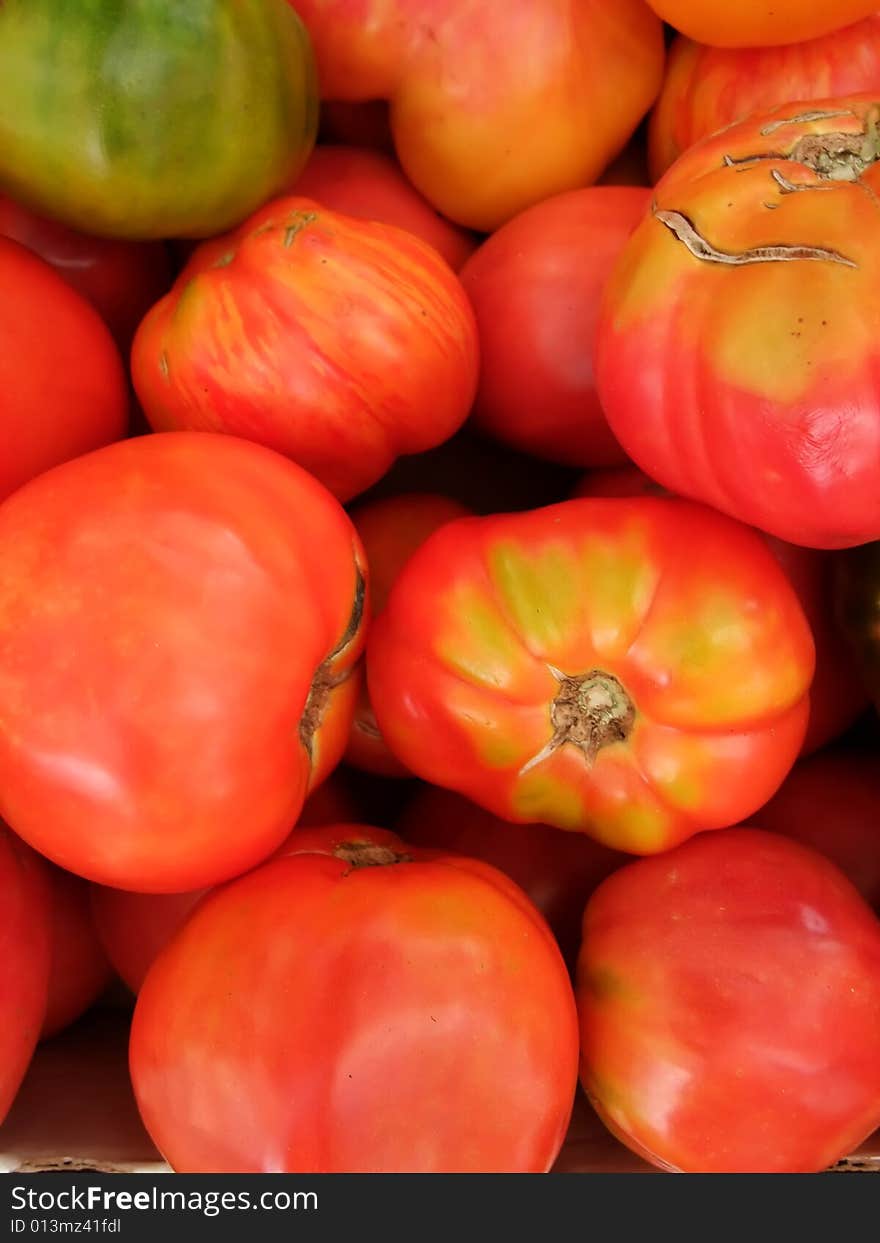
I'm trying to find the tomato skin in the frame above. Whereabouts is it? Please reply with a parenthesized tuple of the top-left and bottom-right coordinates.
(644, 0, 879, 48)
(291, 146, 476, 270)
(834, 541, 880, 710)
(460, 187, 650, 467)
(398, 785, 626, 968)
(0, 829, 51, 1123)
(649, 18, 880, 180)
(292, 0, 664, 232)
(596, 97, 880, 550)
(367, 497, 815, 855)
(39, 863, 114, 1040)
(132, 197, 478, 503)
(0, 433, 367, 893)
(578, 828, 880, 1172)
(129, 824, 579, 1173)
(348, 493, 472, 777)
(0, 237, 128, 504)
(754, 748, 880, 910)
(575, 468, 867, 755)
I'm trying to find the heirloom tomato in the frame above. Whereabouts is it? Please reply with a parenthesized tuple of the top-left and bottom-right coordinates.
(291, 146, 476, 270)
(596, 96, 880, 549)
(0, 237, 127, 504)
(643, 0, 879, 48)
(835, 540, 880, 710)
(398, 785, 625, 968)
(130, 824, 579, 1173)
(460, 187, 650, 467)
(0, 829, 51, 1123)
(578, 828, 880, 1172)
(39, 863, 113, 1040)
(292, 0, 664, 231)
(367, 497, 814, 855)
(0, 433, 367, 893)
(0, 0, 317, 240)
(649, 17, 880, 179)
(754, 748, 880, 910)
(348, 493, 472, 777)
(575, 468, 867, 754)
(132, 198, 478, 502)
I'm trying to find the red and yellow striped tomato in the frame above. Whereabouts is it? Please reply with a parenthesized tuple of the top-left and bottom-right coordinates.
(596, 96, 880, 550)
(367, 497, 815, 855)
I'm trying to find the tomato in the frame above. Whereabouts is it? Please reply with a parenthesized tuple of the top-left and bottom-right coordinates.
(132, 197, 478, 503)
(0, 237, 128, 504)
(0, 196, 172, 354)
(575, 467, 867, 755)
(89, 776, 358, 995)
(398, 785, 626, 969)
(461, 187, 650, 467)
(348, 494, 472, 777)
(578, 828, 880, 1172)
(129, 823, 579, 1172)
(291, 146, 476, 270)
(0, 1, 317, 240)
(0, 829, 51, 1123)
(649, 18, 880, 179)
(753, 748, 880, 910)
(292, 0, 664, 232)
(0, 433, 367, 893)
(596, 97, 880, 549)
(644, 0, 879, 48)
(834, 541, 880, 710)
(39, 862, 114, 1040)
(367, 497, 814, 855)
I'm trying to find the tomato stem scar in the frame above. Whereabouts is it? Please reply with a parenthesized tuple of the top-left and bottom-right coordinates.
(520, 667, 635, 776)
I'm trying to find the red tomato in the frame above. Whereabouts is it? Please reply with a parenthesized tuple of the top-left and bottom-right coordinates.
(348, 493, 472, 777)
(129, 823, 579, 1172)
(39, 862, 114, 1040)
(575, 467, 867, 755)
(0, 237, 128, 504)
(367, 497, 815, 855)
(397, 785, 626, 968)
(291, 146, 476, 270)
(0, 433, 367, 893)
(644, 0, 878, 47)
(595, 97, 880, 549)
(293, 0, 664, 231)
(0, 829, 51, 1123)
(89, 775, 359, 994)
(132, 197, 479, 502)
(578, 828, 880, 1172)
(0, 195, 172, 353)
(461, 187, 650, 467)
(753, 748, 880, 909)
(649, 17, 880, 180)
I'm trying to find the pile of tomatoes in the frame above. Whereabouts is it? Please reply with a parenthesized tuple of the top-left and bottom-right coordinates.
(2, 0, 880, 1177)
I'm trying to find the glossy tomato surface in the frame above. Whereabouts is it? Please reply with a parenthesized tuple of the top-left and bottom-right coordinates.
(130, 824, 579, 1172)
(132, 197, 479, 502)
(0, 433, 367, 893)
(398, 785, 626, 968)
(644, 0, 879, 48)
(754, 748, 880, 910)
(348, 493, 472, 776)
(293, 0, 664, 231)
(291, 145, 476, 269)
(0, 237, 128, 504)
(0, 829, 51, 1123)
(461, 187, 650, 467)
(649, 17, 880, 179)
(367, 497, 814, 854)
(39, 863, 113, 1040)
(575, 467, 867, 754)
(596, 97, 880, 549)
(578, 828, 880, 1172)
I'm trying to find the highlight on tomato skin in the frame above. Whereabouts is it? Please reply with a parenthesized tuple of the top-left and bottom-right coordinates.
(577, 828, 880, 1173)
(129, 823, 580, 1173)
(366, 495, 816, 856)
